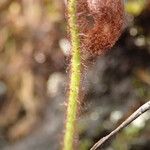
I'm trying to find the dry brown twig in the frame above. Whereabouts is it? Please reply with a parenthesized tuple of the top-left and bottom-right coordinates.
(90, 101, 150, 150)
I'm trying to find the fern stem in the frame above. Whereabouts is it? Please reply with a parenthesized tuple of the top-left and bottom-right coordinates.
(63, 0, 81, 150)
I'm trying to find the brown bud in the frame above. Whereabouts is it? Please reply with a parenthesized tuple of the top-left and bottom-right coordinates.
(77, 0, 125, 57)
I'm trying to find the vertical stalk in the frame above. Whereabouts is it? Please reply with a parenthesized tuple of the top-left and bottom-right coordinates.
(63, 0, 81, 150)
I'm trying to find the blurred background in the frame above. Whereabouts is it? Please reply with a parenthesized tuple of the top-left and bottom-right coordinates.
(0, 0, 149, 150)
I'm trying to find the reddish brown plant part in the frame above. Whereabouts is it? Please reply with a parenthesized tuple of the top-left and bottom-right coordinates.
(77, 0, 125, 57)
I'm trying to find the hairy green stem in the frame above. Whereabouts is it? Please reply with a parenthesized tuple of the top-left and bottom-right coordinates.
(63, 0, 81, 150)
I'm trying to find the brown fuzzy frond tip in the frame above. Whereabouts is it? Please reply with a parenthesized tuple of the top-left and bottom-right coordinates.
(76, 0, 125, 57)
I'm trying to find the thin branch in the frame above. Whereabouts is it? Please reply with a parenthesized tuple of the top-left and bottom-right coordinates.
(90, 101, 150, 150)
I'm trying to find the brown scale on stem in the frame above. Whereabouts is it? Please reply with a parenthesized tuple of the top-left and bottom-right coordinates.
(76, 0, 125, 57)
